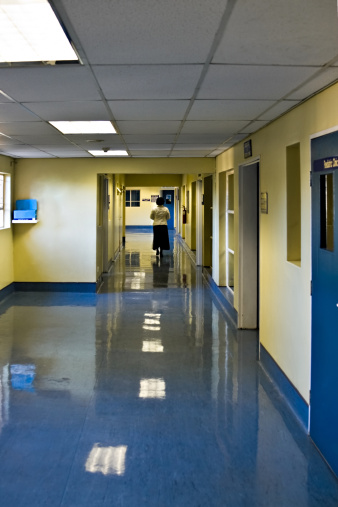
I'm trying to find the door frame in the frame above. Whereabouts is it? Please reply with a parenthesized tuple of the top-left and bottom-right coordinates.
(238, 158, 260, 329)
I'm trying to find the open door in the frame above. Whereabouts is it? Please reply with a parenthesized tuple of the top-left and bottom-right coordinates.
(311, 130, 338, 476)
(238, 161, 259, 329)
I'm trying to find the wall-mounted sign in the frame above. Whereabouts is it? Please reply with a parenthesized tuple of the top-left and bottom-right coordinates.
(142, 199, 150, 201)
(244, 139, 252, 158)
(261, 192, 268, 214)
(314, 157, 338, 172)
(151, 195, 159, 202)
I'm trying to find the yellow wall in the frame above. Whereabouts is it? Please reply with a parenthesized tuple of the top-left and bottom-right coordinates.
(0, 155, 14, 291)
(215, 82, 338, 403)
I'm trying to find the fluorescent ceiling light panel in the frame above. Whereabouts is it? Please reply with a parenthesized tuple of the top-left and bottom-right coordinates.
(49, 121, 116, 134)
(89, 150, 128, 157)
(0, 0, 78, 63)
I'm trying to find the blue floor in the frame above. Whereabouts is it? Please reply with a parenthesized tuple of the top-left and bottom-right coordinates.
(0, 231, 337, 506)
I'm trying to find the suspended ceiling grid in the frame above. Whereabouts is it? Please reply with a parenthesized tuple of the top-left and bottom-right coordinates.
(0, 0, 337, 159)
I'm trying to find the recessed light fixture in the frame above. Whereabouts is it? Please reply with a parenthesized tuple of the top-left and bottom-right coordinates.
(0, 0, 78, 63)
(88, 150, 128, 157)
(49, 121, 116, 134)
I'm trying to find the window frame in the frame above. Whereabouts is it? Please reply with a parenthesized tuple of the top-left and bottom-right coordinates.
(0, 172, 11, 230)
(125, 189, 140, 207)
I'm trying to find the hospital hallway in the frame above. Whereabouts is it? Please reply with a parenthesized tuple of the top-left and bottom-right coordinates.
(0, 229, 337, 507)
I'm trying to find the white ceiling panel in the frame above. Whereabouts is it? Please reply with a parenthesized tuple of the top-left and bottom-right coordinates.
(213, 0, 338, 66)
(170, 151, 211, 157)
(176, 134, 231, 144)
(1, 146, 53, 157)
(287, 69, 338, 100)
(129, 145, 173, 150)
(0, 66, 101, 102)
(174, 144, 222, 150)
(187, 100, 276, 121)
(22, 101, 110, 121)
(0, 91, 14, 103)
(8, 134, 70, 145)
(0, 135, 22, 145)
(259, 101, 300, 121)
(130, 151, 171, 157)
(93, 65, 202, 100)
(0, 121, 57, 136)
(124, 135, 176, 144)
(0, 103, 39, 122)
(63, 134, 124, 146)
(240, 121, 270, 134)
(117, 121, 181, 135)
(198, 65, 318, 100)
(62, 0, 229, 64)
(38, 148, 91, 157)
(180, 120, 248, 135)
(108, 100, 190, 121)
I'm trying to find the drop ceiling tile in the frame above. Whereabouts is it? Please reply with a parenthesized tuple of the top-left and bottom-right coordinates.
(259, 100, 300, 121)
(10, 135, 69, 145)
(130, 151, 171, 157)
(207, 149, 226, 157)
(287, 68, 338, 100)
(0, 135, 22, 145)
(0, 91, 14, 103)
(40, 148, 90, 157)
(213, 0, 338, 66)
(0, 103, 39, 122)
(198, 65, 317, 100)
(117, 121, 180, 135)
(124, 134, 176, 144)
(176, 133, 227, 144)
(22, 101, 110, 121)
(128, 144, 173, 150)
(63, 0, 227, 64)
(187, 100, 276, 121)
(180, 120, 248, 135)
(0, 66, 101, 102)
(174, 144, 221, 150)
(64, 134, 124, 147)
(108, 100, 190, 121)
(93, 65, 202, 99)
(0, 122, 57, 136)
(240, 120, 270, 134)
(1, 146, 54, 158)
(170, 151, 210, 157)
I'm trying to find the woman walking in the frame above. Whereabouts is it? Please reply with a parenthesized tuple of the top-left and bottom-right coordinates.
(150, 197, 170, 257)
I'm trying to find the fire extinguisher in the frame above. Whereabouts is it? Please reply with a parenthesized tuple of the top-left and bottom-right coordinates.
(182, 206, 187, 224)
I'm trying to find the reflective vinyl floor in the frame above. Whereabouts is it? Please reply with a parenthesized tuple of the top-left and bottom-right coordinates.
(0, 231, 338, 507)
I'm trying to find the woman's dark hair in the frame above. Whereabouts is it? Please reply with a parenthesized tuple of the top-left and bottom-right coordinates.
(156, 197, 164, 205)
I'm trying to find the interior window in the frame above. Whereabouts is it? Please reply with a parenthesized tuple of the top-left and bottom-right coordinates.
(320, 173, 334, 251)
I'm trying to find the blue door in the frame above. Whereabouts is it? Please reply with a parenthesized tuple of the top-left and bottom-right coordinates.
(161, 190, 175, 230)
(311, 131, 338, 476)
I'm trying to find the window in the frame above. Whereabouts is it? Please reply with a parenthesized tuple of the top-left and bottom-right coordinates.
(0, 173, 11, 229)
(320, 173, 334, 251)
(125, 190, 140, 207)
(286, 143, 301, 264)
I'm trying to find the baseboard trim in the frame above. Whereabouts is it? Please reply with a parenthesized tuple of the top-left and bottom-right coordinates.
(0, 283, 15, 303)
(260, 344, 309, 431)
(13, 282, 96, 293)
(202, 268, 238, 328)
